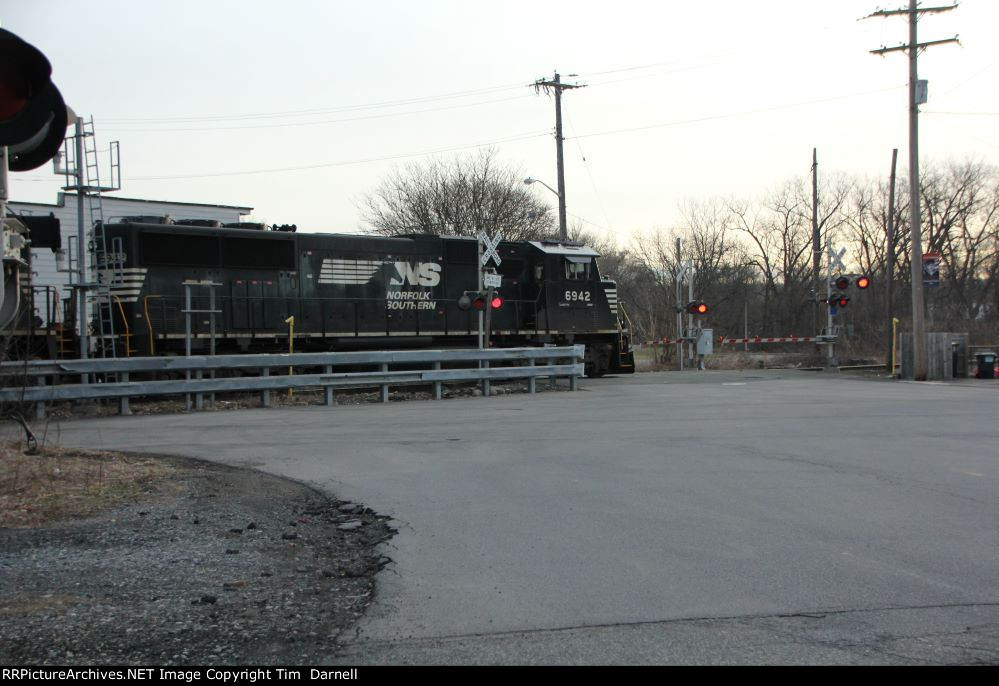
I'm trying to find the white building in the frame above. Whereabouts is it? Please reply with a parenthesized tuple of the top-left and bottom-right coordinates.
(9, 192, 252, 325)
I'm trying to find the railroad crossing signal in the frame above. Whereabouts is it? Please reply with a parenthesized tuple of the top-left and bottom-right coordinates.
(685, 301, 709, 315)
(458, 290, 503, 311)
(826, 275, 871, 315)
(828, 293, 850, 309)
(478, 231, 503, 267)
(0, 28, 68, 171)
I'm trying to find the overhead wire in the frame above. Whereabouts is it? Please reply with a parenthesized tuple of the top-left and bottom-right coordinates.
(100, 81, 530, 124)
(566, 85, 906, 141)
(104, 94, 535, 133)
(127, 131, 551, 181)
(564, 109, 615, 237)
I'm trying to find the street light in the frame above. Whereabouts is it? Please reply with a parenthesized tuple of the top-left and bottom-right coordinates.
(523, 177, 566, 241)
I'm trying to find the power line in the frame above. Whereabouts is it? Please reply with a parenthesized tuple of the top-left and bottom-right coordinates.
(104, 94, 534, 133)
(566, 85, 905, 141)
(100, 82, 529, 124)
(564, 110, 614, 233)
(922, 111, 999, 116)
(126, 131, 550, 181)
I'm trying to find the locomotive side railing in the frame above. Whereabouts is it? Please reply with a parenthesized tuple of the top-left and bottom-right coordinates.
(0, 345, 585, 419)
(136, 291, 557, 353)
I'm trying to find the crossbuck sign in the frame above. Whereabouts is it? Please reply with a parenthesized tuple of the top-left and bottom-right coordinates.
(479, 231, 503, 267)
(827, 245, 847, 273)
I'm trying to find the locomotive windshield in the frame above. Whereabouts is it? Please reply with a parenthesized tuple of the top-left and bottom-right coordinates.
(564, 256, 591, 280)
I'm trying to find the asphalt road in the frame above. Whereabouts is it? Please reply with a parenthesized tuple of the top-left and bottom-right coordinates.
(34, 370, 999, 664)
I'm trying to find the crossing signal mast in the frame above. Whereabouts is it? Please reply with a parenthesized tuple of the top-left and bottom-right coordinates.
(821, 238, 875, 366)
(673, 239, 713, 371)
(1, 28, 70, 330)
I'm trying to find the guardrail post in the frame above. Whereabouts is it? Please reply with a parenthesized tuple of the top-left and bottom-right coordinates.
(482, 360, 491, 397)
(35, 375, 46, 421)
(261, 368, 271, 408)
(569, 363, 578, 392)
(433, 361, 442, 400)
(324, 365, 334, 406)
(118, 372, 131, 415)
(528, 359, 536, 395)
(549, 356, 557, 390)
(380, 363, 389, 403)
(195, 370, 204, 411)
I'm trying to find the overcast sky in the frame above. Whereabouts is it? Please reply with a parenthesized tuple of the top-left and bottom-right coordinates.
(4, 0, 997, 244)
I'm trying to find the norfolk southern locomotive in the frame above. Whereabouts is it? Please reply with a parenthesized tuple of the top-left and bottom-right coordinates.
(96, 220, 635, 376)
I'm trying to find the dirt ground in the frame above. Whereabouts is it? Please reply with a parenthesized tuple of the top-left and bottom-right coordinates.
(0, 442, 395, 665)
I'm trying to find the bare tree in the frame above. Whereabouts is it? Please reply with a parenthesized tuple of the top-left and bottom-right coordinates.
(357, 148, 557, 240)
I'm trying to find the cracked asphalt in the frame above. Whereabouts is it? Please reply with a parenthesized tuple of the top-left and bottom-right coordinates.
(35, 370, 999, 664)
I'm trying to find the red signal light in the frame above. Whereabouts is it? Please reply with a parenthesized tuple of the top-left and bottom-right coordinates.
(856, 276, 870, 289)
(472, 295, 487, 310)
(685, 301, 709, 315)
(0, 64, 29, 120)
(837, 296, 850, 308)
(834, 276, 850, 290)
(490, 295, 503, 309)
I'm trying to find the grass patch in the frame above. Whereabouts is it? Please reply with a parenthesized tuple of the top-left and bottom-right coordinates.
(0, 442, 175, 528)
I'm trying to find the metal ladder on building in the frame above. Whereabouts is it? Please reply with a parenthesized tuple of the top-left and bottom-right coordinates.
(81, 117, 126, 357)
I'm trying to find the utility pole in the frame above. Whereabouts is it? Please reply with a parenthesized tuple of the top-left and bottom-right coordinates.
(812, 148, 820, 338)
(533, 72, 584, 242)
(886, 148, 898, 374)
(868, 1, 958, 380)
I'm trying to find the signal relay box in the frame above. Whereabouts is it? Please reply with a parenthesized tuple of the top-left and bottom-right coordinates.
(696, 329, 714, 356)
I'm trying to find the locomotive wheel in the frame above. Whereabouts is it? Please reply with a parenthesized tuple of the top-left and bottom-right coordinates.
(584, 344, 607, 378)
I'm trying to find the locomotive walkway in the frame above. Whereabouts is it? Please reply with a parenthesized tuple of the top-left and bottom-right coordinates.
(40, 370, 999, 664)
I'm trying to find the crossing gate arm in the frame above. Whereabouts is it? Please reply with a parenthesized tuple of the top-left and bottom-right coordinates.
(718, 335, 818, 346)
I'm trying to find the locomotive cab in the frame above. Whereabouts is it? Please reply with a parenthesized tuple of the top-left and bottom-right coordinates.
(527, 240, 634, 377)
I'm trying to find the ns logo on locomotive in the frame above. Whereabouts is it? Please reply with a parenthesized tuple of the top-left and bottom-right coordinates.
(44, 219, 637, 377)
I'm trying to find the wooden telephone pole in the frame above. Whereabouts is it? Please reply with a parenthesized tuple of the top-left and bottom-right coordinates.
(533, 72, 585, 242)
(868, 2, 959, 380)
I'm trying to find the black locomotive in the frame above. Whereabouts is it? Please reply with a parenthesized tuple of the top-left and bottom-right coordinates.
(96, 220, 635, 376)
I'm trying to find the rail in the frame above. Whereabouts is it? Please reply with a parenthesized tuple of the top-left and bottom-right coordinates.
(0, 345, 585, 419)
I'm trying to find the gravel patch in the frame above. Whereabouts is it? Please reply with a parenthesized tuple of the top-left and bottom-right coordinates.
(0, 456, 395, 665)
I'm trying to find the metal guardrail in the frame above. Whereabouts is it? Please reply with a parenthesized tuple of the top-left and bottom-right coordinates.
(0, 345, 585, 418)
